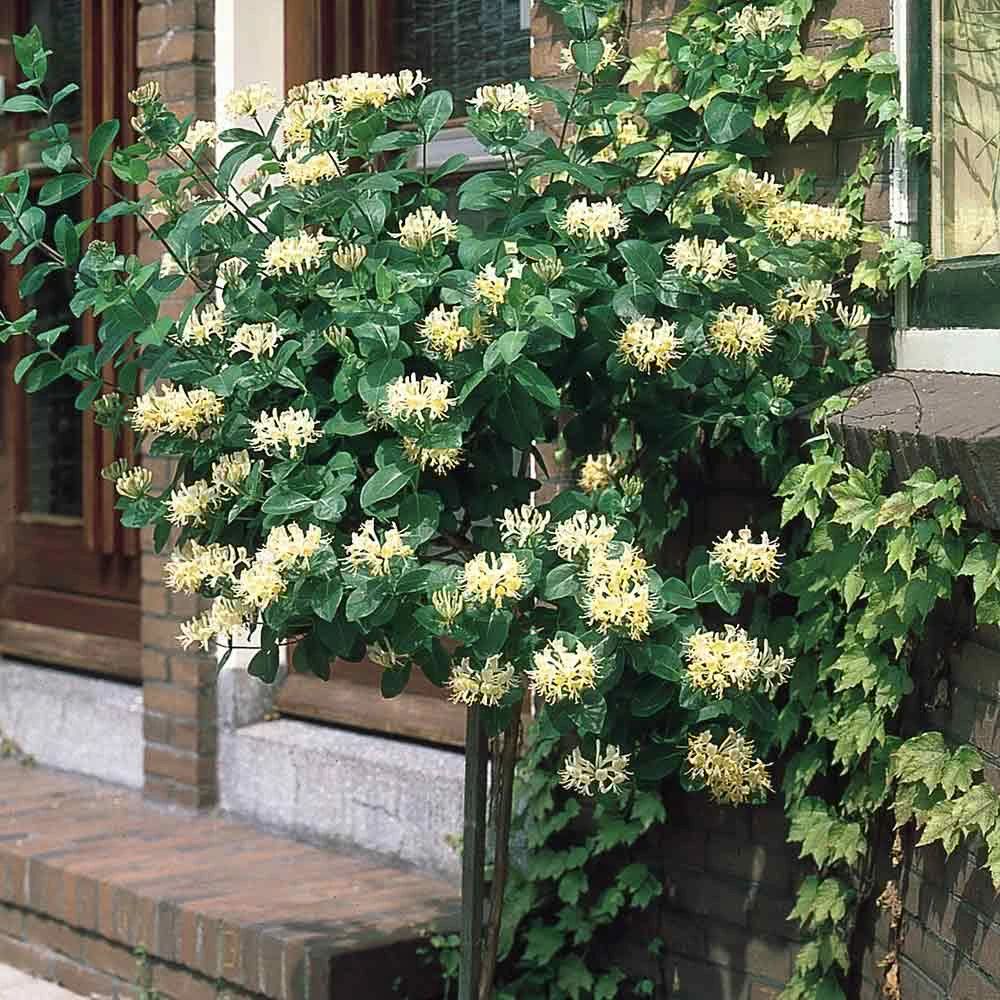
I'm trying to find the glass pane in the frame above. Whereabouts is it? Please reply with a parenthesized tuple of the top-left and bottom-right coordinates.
(28, 0, 83, 124)
(933, 0, 1000, 257)
(23, 198, 83, 518)
(394, 0, 531, 109)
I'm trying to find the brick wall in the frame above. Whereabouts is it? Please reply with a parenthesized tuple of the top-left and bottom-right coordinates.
(136, 0, 219, 809)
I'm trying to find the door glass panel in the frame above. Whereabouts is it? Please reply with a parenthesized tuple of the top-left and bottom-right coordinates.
(393, 0, 531, 109)
(28, 0, 83, 124)
(932, 0, 1000, 257)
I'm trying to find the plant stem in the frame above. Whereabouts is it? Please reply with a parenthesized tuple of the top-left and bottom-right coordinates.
(459, 706, 489, 1000)
(479, 710, 522, 1000)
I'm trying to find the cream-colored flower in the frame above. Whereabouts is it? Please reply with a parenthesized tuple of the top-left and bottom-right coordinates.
(128, 81, 160, 106)
(432, 589, 465, 626)
(114, 467, 153, 500)
(402, 438, 463, 475)
(528, 638, 599, 703)
(204, 202, 237, 228)
(468, 83, 538, 116)
(418, 305, 480, 358)
(707, 305, 774, 359)
(447, 655, 517, 707)
(709, 527, 782, 583)
(686, 729, 772, 805)
(283, 150, 345, 187)
(559, 743, 631, 796)
(471, 264, 510, 314)
(764, 199, 854, 245)
(225, 83, 279, 118)
(264, 523, 327, 568)
(721, 168, 781, 213)
(550, 511, 616, 560)
(384, 374, 455, 422)
(684, 625, 792, 698)
(579, 453, 618, 494)
(211, 450, 252, 495)
(160, 252, 183, 277)
(561, 198, 627, 243)
(129, 385, 224, 437)
(218, 258, 248, 286)
(642, 150, 699, 186)
(178, 597, 256, 650)
(772, 279, 835, 326)
(326, 70, 427, 113)
(582, 543, 655, 640)
(731, 5, 787, 39)
(261, 232, 328, 276)
(281, 96, 337, 146)
(164, 541, 249, 594)
(250, 408, 322, 457)
(179, 120, 217, 154)
(230, 322, 283, 362)
(394, 206, 458, 251)
(179, 303, 226, 346)
(462, 552, 526, 607)
(369, 639, 409, 671)
(531, 257, 565, 284)
(558, 38, 625, 74)
(617, 317, 683, 374)
(332, 243, 367, 272)
(344, 520, 414, 576)
(669, 236, 735, 282)
(836, 302, 870, 330)
(167, 480, 217, 526)
(234, 554, 287, 609)
(499, 505, 552, 547)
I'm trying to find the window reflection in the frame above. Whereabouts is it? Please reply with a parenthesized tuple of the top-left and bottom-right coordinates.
(27, 0, 83, 124)
(933, 0, 1000, 257)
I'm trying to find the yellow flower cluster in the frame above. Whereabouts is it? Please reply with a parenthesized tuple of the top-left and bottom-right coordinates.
(249, 408, 322, 457)
(471, 264, 513, 314)
(230, 322, 282, 362)
(531, 257, 565, 284)
(582, 543, 655, 640)
(764, 199, 855, 245)
(224, 83, 279, 118)
(731, 5, 787, 39)
(707, 305, 774, 359)
(559, 742, 632, 796)
(836, 302, 870, 330)
(721, 168, 781, 213)
(447, 655, 517, 707)
(281, 95, 339, 147)
(669, 236, 735, 282)
(332, 243, 368, 272)
(167, 480, 218, 526)
(179, 120, 217, 154)
(558, 38, 625, 74)
(684, 625, 793, 698)
(579, 453, 618, 494)
(368, 640, 409, 671)
(114, 466, 153, 499)
(212, 450, 252, 495)
(499, 505, 552, 547)
(164, 541, 249, 594)
(642, 150, 699, 186)
(528, 638, 599, 703)
(130, 385, 224, 437)
(128, 81, 160, 106)
(179, 303, 226, 346)
(418, 305, 482, 358)
(344, 520, 414, 575)
(709, 527, 782, 583)
(772, 279, 835, 326)
(327, 69, 427, 113)
(261, 232, 328, 276)
(686, 729, 772, 805)
(431, 589, 465, 626)
(462, 552, 526, 607)
(402, 438, 463, 475)
(394, 206, 458, 251)
(283, 150, 344, 188)
(178, 597, 254, 650)
(550, 511, 616, 560)
(384, 374, 455, 422)
(264, 523, 327, 569)
(561, 198, 628, 243)
(234, 555, 287, 609)
(467, 83, 537, 116)
(617, 317, 682, 374)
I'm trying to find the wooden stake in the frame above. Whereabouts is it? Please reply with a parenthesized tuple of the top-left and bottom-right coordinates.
(459, 705, 488, 1000)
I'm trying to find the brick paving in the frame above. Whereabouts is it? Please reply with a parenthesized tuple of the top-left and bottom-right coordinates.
(0, 762, 458, 999)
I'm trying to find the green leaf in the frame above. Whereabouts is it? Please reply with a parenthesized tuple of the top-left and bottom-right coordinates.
(360, 463, 412, 509)
(618, 239, 663, 284)
(544, 564, 579, 600)
(41, 142, 73, 174)
(417, 90, 453, 140)
(556, 955, 594, 1000)
(248, 646, 280, 683)
(37, 173, 90, 206)
(53, 214, 80, 265)
(88, 119, 120, 167)
(19, 262, 61, 297)
(1, 95, 46, 114)
(398, 492, 442, 545)
(511, 358, 561, 409)
(645, 93, 688, 118)
(704, 95, 754, 144)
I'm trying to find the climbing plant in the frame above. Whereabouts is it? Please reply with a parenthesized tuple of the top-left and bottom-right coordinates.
(0, 1, 996, 998)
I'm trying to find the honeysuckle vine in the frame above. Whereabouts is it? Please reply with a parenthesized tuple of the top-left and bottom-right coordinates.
(0, 2, 996, 999)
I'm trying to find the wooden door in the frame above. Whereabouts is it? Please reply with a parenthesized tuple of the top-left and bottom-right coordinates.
(0, 0, 140, 678)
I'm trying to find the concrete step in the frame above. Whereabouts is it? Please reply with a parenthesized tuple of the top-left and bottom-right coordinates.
(0, 761, 458, 1000)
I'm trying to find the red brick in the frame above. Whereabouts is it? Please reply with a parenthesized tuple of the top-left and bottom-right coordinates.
(144, 745, 214, 786)
(143, 682, 206, 719)
(22, 914, 83, 960)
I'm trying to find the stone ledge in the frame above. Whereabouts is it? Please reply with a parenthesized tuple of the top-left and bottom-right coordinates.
(833, 371, 1000, 530)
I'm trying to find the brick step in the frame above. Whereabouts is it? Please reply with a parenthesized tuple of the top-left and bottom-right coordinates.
(0, 761, 458, 1000)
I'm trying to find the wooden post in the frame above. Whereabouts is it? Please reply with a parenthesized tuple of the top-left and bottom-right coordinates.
(459, 705, 488, 1000)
